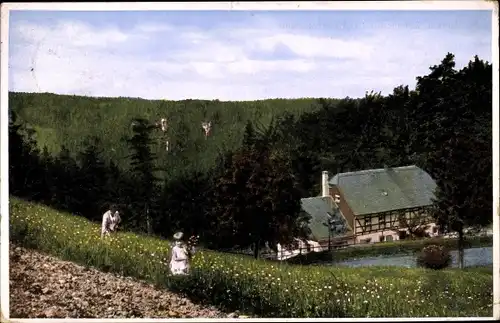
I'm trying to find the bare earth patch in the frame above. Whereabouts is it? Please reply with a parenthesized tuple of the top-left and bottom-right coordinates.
(9, 244, 239, 319)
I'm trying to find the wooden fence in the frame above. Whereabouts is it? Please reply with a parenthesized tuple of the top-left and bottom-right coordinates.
(219, 235, 357, 260)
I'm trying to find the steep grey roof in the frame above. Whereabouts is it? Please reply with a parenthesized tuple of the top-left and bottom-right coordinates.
(300, 197, 350, 241)
(329, 165, 437, 217)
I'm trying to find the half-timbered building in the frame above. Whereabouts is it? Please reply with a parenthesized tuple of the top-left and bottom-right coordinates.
(326, 165, 440, 244)
(300, 196, 354, 248)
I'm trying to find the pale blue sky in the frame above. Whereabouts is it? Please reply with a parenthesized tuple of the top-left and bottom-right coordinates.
(8, 10, 492, 100)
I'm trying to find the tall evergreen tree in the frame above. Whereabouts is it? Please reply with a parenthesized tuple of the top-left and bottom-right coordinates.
(8, 111, 42, 199)
(210, 120, 305, 258)
(411, 54, 492, 268)
(53, 145, 81, 211)
(75, 136, 109, 220)
(127, 118, 160, 233)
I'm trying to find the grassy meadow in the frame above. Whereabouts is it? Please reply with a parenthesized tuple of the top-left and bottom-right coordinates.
(9, 196, 493, 317)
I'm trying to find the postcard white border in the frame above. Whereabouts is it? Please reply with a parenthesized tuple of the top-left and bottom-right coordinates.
(491, 2, 500, 320)
(5, 319, 497, 323)
(0, 1, 496, 11)
(1, 1, 498, 322)
(0, 2, 11, 322)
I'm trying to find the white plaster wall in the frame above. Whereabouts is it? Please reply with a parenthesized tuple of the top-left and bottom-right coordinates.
(355, 222, 440, 244)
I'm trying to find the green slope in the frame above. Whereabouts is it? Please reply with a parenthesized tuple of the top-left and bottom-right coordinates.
(9, 92, 331, 177)
(9, 196, 493, 317)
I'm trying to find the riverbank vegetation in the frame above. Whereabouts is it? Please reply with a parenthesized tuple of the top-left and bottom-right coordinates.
(286, 236, 493, 265)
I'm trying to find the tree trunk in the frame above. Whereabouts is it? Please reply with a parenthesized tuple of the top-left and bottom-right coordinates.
(253, 239, 260, 259)
(146, 207, 153, 234)
(328, 228, 331, 251)
(458, 228, 465, 269)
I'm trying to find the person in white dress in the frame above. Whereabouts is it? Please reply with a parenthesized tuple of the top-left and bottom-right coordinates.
(169, 232, 195, 275)
(101, 205, 121, 238)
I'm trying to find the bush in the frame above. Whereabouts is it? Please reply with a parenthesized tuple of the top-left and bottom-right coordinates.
(416, 244, 452, 270)
(9, 197, 493, 317)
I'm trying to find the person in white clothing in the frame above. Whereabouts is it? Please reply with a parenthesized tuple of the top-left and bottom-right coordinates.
(101, 205, 121, 238)
(169, 232, 195, 275)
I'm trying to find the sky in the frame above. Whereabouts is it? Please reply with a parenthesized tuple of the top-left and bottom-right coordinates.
(8, 9, 493, 101)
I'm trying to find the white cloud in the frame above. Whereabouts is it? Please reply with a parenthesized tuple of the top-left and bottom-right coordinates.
(8, 15, 492, 101)
(134, 23, 172, 34)
(252, 33, 375, 60)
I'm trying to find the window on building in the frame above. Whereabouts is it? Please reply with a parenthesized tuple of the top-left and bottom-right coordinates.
(382, 215, 389, 229)
(386, 235, 394, 242)
(379, 215, 387, 229)
(364, 217, 372, 232)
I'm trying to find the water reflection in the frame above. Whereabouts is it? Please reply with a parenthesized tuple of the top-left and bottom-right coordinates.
(331, 247, 492, 268)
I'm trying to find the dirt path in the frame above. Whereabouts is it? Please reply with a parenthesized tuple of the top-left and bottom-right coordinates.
(9, 244, 240, 319)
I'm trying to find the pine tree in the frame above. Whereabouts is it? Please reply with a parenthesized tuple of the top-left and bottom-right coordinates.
(127, 118, 160, 233)
(411, 54, 493, 268)
(210, 120, 305, 258)
(8, 111, 42, 199)
(76, 136, 109, 220)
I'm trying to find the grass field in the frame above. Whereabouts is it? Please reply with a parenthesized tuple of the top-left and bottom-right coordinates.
(9, 196, 493, 317)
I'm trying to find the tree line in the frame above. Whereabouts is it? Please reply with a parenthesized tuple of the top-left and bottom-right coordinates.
(9, 53, 493, 258)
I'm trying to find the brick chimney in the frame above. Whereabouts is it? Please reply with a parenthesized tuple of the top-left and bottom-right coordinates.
(322, 171, 329, 197)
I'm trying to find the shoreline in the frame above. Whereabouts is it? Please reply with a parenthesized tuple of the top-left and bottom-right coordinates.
(285, 235, 493, 265)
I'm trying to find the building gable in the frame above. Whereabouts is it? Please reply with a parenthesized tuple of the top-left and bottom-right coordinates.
(300, 196, 350, 241)
(329, 165, 437, 217)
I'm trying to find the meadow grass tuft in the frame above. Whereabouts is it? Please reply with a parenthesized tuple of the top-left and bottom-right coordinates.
(9, 197, 493, 317)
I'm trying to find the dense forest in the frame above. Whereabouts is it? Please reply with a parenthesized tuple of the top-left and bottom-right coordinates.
(9, 53, 493, 255)
(9, 93, 335, 179)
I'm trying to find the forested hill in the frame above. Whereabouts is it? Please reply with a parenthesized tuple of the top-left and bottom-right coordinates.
(9, 92, 339, 176)
(9, 53, 493, 247)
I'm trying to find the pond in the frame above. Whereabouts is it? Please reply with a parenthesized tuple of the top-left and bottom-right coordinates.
(330, 247, 492, 268)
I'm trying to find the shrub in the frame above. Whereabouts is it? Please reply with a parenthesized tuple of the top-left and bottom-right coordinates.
(416, 244, 452, 270)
